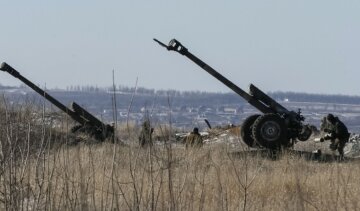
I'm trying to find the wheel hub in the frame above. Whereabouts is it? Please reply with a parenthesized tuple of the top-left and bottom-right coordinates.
(260, 121, 281, 141)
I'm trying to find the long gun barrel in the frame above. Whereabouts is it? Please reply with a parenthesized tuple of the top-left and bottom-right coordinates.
(0, 62, 113, 139)
(154, 38, 289, 115)
(0, 62, 85, 123)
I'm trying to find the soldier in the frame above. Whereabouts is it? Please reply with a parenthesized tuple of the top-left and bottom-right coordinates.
(139, 120, 154, 147)
(184, 127, 203, 148)
(320, 114, 350, 159)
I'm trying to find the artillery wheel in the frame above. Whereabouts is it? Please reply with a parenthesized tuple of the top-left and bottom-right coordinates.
(297, 125, 312, 141)
(240, 114, 261, 148)
(252, 114, 287, 150)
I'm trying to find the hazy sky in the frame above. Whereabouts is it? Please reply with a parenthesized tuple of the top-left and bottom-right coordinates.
(0, 1, 359, 95)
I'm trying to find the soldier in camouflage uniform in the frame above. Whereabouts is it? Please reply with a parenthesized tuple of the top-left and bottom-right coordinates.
(184, 127, 203, 148)
(320, 114, 350, 159)
(139, 120, 154, 147)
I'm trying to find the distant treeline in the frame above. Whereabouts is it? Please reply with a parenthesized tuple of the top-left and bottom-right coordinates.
(3, 84, 360, 105)
(63, 85, 244, 106)
(0, 84, 16, 90)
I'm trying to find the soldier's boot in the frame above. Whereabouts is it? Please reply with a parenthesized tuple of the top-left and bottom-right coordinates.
(338, 147, 345, 161)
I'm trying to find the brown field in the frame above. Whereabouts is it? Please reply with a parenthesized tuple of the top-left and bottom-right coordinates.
(1, 101, 360, 211)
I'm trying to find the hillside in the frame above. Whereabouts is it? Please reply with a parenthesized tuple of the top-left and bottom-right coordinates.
(2, 85, 360, 132)
(1, 98, 360, 210)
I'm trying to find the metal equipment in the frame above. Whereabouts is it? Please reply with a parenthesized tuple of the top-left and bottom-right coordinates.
(0, 62, 113, 140)
(154, 38, 312, 150)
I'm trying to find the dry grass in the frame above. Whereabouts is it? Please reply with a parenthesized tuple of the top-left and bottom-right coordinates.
(1, 100, 360, 210)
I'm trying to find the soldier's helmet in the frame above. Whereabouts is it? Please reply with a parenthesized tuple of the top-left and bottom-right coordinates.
(193, 127, 199, 134)
(326, 113, 336, 123)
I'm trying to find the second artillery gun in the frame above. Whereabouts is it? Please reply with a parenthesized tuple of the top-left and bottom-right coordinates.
(0, 62, 114, 141)
(154, 39, 312, 150)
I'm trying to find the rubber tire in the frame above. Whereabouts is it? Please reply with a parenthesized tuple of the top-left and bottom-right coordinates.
(252, 114, 287, 150)
(240, 114, 261, 148)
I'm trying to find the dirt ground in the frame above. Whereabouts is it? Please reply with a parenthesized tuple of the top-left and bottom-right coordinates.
(198, 126, 360, 162)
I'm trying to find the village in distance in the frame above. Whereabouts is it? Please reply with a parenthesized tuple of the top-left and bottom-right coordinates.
(2, 84, 360, 133)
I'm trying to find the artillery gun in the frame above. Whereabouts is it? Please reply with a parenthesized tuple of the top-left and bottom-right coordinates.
(154, 38, 312, 150)
(0, 62, 113, 141)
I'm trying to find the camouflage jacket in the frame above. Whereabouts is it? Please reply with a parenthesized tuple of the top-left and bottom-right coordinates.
(326, 119, 349, 139)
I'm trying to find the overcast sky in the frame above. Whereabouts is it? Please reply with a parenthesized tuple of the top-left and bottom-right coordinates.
(0, 1, 359, 95)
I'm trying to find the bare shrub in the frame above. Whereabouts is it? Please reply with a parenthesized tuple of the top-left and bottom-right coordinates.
(1, 100, 360, 210)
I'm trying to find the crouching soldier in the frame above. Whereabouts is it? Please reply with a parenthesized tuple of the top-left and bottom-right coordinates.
(139, 120, 154, 147)
(184, 127, 203, 148)
(320, 114, 350, 159)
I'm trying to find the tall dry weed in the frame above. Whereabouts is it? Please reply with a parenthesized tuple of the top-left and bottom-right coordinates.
(1, 98, 360, 210)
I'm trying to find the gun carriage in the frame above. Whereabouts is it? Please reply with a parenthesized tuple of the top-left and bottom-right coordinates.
(154, 39, 312, 150)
